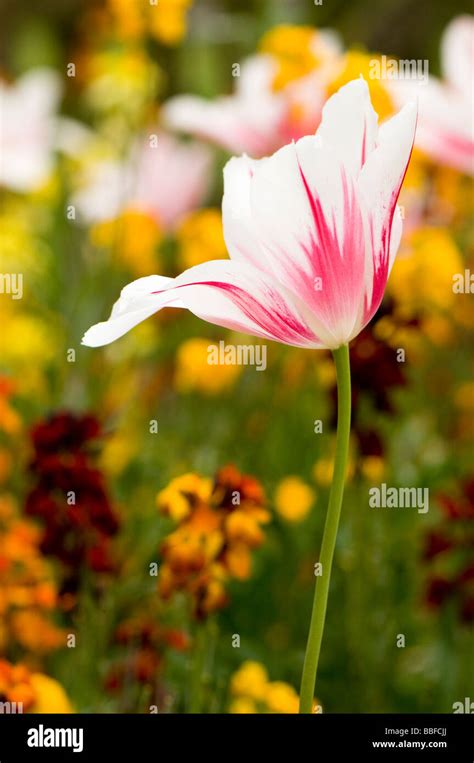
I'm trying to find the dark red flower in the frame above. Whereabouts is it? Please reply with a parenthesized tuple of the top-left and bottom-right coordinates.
(24, 412, 120, 582)
(213, 464, 266, 510)
(423, 531, 453, 561)
(31, 412, 101, 453)
(422, 479, 474, 624)
(425, 577, 454, 608)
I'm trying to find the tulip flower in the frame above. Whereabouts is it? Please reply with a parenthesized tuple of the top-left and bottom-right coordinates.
(83, 79, 416, 350)
(72, 131, 212, 228)
(391, 15, 473, 175)
(83, 77, 416, 712)
(164, 30, 341, 157)
(0, 68, 61, 192)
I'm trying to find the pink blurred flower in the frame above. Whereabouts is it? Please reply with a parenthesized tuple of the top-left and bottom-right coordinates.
(163, 33, 341, 158)
(391, 15, 473, 175)
(83, 79, 416, 351)
(0, 68, 61, 192)
(72, 132, 213, 229)
(164, 56, 290, 157)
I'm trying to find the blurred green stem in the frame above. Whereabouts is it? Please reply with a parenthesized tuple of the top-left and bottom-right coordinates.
(299, 343, 351, 713)
(189, 625, 206, 713)
(189, 618, 216, 713)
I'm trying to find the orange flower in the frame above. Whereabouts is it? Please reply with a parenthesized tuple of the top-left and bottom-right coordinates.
(0, 659, 73, 713)
(0, 376, 21, 435)
(0, 513, 63, 653)
(157, 465, 269, 617)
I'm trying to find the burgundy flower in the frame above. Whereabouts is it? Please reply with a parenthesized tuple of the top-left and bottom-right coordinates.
(423, 531, 453, 561)
(31, 412, 101, 453)
(422, 478, 474, 624)
(24, 412, 120, 582)
(425, 577, 455, 608)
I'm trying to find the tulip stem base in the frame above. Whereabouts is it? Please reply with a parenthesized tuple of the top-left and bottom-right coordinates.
(299, 343, 351, 713)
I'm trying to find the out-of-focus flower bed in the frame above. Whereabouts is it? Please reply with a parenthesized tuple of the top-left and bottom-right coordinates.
(0, 0, 472, 713)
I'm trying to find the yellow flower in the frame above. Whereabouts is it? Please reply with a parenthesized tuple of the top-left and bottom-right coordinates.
(328, 51, 394, 120)
(157, 473, 213, 521)
(176, 208, 227, 270)
(84, 48, 160, 117)
(0, 310, 56, 370)
(224, 543, 252, 580)
(360, 456, 386, 483)
(229, 661, 306, 714)
(0, 660, 73, 713)
(174, 337, 242, 395)
(200, 568, 228, 614)
(389, 227, 463, 316)
(158, 467, 268, 616)
(30, 674, 73, 713)
(421, 314, 454, 346)
(264, 681, 299, 714)
(149, 0, 193, 45)
(403, 149, 428, 192)
(225, 510, 266, 546)
(11, 611, 65, 654)
(432, 165, 474, 220)
(0, 514, 62, 653)
(274, 476, 315, 522)
(229, 697, 257, 714)
(91, 209, 162, 276)
(0, 380, 22, 435)
(0, 205, 45, 281)
(454, 382, 474, 411)
(230, 661, 268, 701)
(105, 0, 193, 46)
(259, 25, 321, 90)
(107, 0, 145, 40)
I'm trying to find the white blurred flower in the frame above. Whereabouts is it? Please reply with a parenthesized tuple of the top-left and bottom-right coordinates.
(0, 68, 62, 192)
(163, 31, 342, 157)
(390, 15, 473, 175)
(72, 132, 212, 228)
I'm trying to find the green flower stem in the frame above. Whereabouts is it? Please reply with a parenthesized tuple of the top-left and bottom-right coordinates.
(299, 343, 351, 713)
(189, 623, 207, 713)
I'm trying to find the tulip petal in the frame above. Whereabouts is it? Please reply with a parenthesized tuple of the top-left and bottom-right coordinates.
(164, 57, 285, 157)
(222, 155, 269, 273)
(316, 78, 378, 175)
(358, 101, 417, 322)
(81, 276, 180, 347)
(390, 77, 473, 175)
(82, 262, 327, 349)
(249, 136, 368, 346)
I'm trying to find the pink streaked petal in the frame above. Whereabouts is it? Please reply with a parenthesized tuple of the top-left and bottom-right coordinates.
(82, 263, 326, 349)
(165, 261, 326, 347)
(81, 276, 180, 347)
(316, 78, 378, 175)
(250, 136, 368, 346)
(358, 101, 417, 323)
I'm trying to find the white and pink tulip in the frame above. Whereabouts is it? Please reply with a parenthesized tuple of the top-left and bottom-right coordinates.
(391, 15, 473, 176)
(163, 31, 341, 157)
(83, 78, 416, 351)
